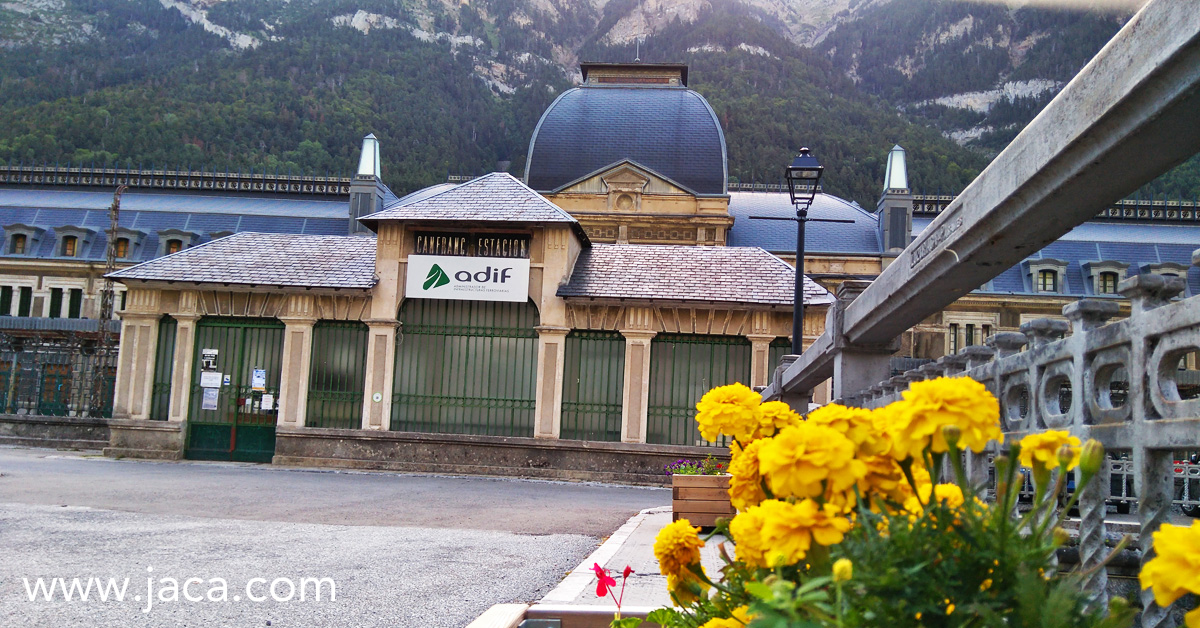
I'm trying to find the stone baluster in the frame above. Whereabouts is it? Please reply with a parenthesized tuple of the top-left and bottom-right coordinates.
(1019, 318, 1069, 348)
(1119, 275, 1188, 628)
(988, 333, 1027, 359)
(1060, 299, 1120, 608)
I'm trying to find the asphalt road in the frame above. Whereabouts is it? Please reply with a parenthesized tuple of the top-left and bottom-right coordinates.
(0, 446, 668, 627)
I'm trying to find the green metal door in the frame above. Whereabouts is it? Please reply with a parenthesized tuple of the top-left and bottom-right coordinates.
(647, 334, 752, 446)
(149, 316, 177, 420)
(391, 299, 539, 436)
(186, 317, 284, 462)
(560, 331, 625, 441)
(306, 321, 368, 429)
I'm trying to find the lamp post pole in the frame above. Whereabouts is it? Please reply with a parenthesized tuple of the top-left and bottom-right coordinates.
(750, 148, 848, 356)
(792, 204, 808, 355)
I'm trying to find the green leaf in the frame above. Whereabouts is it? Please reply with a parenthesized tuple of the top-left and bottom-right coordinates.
(610, 617, 643, 628)
(744, 581, 774, 601)
(645, 608, 682, 624)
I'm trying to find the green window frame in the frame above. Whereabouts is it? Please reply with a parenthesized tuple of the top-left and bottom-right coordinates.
(560, 331, 625, 442)
(17, 287, 32, 317)
(0, 286, 11, 316)
(48, 289, 63, 319)
(391, 299, 539, 437)
(306, 321, 369, 430)
(647, 334, 752, 446)
(67, 289, 82, 319)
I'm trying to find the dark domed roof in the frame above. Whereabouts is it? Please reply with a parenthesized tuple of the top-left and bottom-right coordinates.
(524, 86, 727, 196)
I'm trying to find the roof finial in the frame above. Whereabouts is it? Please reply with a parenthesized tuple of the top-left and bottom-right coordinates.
(357, 133, 381, 179)
(635, 37, 641, 63)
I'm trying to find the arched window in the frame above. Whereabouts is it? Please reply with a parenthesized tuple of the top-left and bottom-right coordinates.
(165, 239, 183, 255)
(61, 236, 77, 257)
(115, 237, 130, 259)
(1098, 271, 1119, 294)
(1038, 269, 1058, 293)
(9, 234, 25, 255)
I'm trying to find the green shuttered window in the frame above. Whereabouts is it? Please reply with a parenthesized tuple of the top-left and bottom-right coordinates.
(306, 321, 369, 430)
(391, 299, 539, 437)
(647, 334, 752, 446)
(560, 331, 625, 441)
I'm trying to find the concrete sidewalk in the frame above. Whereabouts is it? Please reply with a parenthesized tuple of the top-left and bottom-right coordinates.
(521, 507, 728, 626)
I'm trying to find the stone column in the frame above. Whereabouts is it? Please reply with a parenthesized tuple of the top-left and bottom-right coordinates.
(165, 290, 200, 423)
(746, 334, 776, 389)
(619, 330, 656, 443)
(111, 311, 160, 420)
(533, 326, 570, 439)
(360, 319, 399, 431)
(277, 295, 317, 428)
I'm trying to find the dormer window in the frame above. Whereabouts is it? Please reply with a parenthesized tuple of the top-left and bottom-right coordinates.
(3, 224, 43, 257)
(1098, 271, 1119, 294)
(115, 238, 130, 259)
(1082, 261, 1128, 296)
(1038, 269, 1058, 293)
(155, 229, 199, 258)
(61, 236, 78, 257)
(1024, 258, 1069, 294)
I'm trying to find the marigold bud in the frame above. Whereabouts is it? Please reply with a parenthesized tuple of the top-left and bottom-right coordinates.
(941, 424, 962, 450)
(1052, 527, 1071, 546)
(1080, 439, 1105, 476)
(832, 558, 853, 583)
(1057, 444, 1076, 469)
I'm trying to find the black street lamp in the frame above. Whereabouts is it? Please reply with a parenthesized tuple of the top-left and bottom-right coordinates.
(751, 148, 851, 355)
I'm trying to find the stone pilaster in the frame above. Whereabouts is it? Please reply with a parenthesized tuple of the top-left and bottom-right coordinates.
(746, 334, 776, 389)
(618, 330, 656, 443)
(166, 291, 200, 423)
(111, 312, 160, 420)
(360, 319, 399, 431)
(277, 295, 317, 428)
(533, 326, 570, 439)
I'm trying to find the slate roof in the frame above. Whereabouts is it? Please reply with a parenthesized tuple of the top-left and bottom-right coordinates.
(108, 232, 377, 289)
(361, 172, 581, 226)
(0, 187, 358, 264)
(727, 192, 881, 254)
(912, 218, 1200, 298)
(558, 244, 834, 306)
(524, 86, 727, 196)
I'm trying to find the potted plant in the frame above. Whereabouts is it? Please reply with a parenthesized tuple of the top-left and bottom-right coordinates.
(666, 455, 735, 528)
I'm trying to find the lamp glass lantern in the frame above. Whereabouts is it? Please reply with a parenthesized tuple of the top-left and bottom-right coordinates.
(784, 148, 824, 210)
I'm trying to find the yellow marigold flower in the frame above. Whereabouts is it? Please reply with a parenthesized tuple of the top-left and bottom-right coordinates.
(654, 519, 705, 579)
(858, 454, 905, 500)
(980, 578, 993, 591)
(667, 571, 709, 605)
(1140, 520, 1200, 626)
(729, 508, 768, 568)
(728, 439, 768, 511)
(695, 383, 762, 443)
(1019, 430, 1081, 471)
(833, 558, 853, 582)
(807, 403, 888, 455)
(890, 377, 1002, 459)
(946, 602, 956, 615)
(904, 483, 966, 518)
(756, 400, 802, 439)
(757, 498, 852, 567)
(758, 423, 866, 501)
(698, 606, 753, 628)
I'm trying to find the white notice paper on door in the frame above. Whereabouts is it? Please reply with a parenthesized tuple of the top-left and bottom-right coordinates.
(199, 371, 222, 388)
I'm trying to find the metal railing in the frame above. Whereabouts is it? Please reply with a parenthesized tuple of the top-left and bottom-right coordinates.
(840, 268, 1200, 625)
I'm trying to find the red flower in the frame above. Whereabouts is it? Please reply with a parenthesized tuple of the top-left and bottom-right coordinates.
(593, 562, 617, 598)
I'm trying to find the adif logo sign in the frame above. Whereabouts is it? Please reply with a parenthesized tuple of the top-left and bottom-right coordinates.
(407, 255, 530, 302)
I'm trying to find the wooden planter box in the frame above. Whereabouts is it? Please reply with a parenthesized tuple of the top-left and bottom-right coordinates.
(672, 474, 735, 527)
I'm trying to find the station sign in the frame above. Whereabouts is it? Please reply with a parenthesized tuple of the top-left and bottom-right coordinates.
(413, 231, 530, 259)
(406, 255, 530, 303)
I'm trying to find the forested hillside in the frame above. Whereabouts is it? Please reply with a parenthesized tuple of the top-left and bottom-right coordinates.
(0, 0, 1194, 206)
